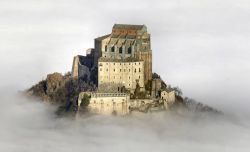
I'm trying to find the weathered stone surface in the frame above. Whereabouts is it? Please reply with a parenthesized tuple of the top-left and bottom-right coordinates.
(46, 72, 64, 95)
(27, 72, 96, 104)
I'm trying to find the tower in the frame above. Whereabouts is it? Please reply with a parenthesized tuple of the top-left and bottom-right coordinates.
(94, 24, 153, 85)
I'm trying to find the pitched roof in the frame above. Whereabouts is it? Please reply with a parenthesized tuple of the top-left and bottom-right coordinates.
(95, 34, 111, 41)
(113, 24, 145, 30)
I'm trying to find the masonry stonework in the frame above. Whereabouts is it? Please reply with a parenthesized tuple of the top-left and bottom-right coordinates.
(98, 58, 144, 92)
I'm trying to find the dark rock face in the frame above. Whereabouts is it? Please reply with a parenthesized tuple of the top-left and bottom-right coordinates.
(27, 72, 96, 104)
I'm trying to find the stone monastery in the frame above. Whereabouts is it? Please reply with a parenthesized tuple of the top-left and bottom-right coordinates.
(72, 24, 176, 115)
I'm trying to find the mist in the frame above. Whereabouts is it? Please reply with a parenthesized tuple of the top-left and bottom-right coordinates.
(0, 92, 249, 152)
(1, 0, 250, 151)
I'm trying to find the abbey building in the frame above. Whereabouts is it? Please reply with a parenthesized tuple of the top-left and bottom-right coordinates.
(72, 24, 176, 115)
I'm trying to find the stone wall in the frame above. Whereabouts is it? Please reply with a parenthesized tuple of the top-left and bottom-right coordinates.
(135, 51, 152, 83)
(151, 78, 162, 98)
(79, 92, 130, 115)
(71, 52, 94, 80)
(72, 55, 80, 78)
(161, 90, 176, 109)
(129, 99, 154, 109)
(98, 59, 144, 92)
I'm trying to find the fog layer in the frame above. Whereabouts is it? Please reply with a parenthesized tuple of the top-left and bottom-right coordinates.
(0, 92, 250, 152)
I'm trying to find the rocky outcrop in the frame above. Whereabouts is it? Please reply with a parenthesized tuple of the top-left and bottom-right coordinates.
(26, 72, 96, 104)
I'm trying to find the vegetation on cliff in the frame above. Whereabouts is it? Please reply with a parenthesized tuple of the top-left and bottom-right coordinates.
(26, 72, 96, 115)
(26, 72, 220, 115)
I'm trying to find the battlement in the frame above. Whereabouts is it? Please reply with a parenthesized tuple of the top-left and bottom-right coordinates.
(91, 92, 129, 98)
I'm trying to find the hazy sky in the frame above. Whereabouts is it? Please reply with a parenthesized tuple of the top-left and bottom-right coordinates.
(1, 0, 250, 112)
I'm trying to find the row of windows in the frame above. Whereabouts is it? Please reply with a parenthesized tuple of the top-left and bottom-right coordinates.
(99, 68, 141, 73)
(100, 76, 141, 79)
(92, 100, 125, 105)
(102, 62, 141, 66)
(99, 80, 132, 86)
(105, 46, 132, 54)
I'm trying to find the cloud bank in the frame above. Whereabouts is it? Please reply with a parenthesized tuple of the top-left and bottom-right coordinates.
(0, 92, 249, 152)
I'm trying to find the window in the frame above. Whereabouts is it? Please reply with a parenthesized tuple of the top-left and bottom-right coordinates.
(134, 69, 136, 73)
(114, 69, 115, 72)
(106, 69, 108, 71)
(119, 47, 123, 54)
(100, 68, 102, 71)
(105, 45, 107, 52)
(139, 68, 141, 72)
(128, 47, 132, 54)
(120, 69, 122, 72)
(129, 76, 130, 79)
(139, 76, 140, 79)
(111, 46, 115, 52)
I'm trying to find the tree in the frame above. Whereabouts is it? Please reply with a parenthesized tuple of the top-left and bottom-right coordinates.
(172, 87, 182, 96)
(80, 93, 91, 107)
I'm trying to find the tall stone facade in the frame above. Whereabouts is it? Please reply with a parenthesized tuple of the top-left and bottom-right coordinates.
(151, 78, 162, 98)
(72, 49, 94, 80)
(98, 57, 144, 92)
(72, 24, 155, 91)
(94, 24, 152, 83)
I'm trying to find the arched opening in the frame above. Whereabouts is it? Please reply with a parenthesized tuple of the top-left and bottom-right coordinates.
(111, 46, 115, 52)
(128, 47, 132, 54)
(119, 47, 123, 54)
(105, 45, 108, 52)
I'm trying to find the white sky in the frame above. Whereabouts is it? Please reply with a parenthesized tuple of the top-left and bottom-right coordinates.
(0, 0, 250, 113)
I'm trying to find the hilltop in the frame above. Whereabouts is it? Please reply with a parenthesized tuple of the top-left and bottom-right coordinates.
(26, 24, 220, 116)
(26, 72, 220, 116)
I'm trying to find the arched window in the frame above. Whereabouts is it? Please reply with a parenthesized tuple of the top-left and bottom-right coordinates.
(111, 46, 115, 52)
(128, 47, 132, 54)
(119, 47, 123, 54)
(105, 45, 107, 52)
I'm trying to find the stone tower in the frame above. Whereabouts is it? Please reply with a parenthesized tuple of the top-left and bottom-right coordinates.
(94, 24, 152, 84)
